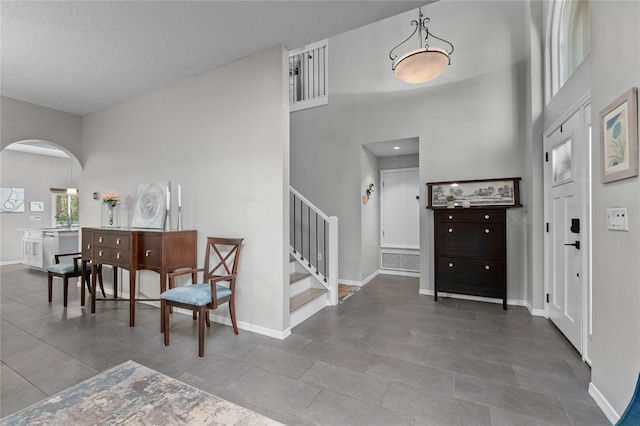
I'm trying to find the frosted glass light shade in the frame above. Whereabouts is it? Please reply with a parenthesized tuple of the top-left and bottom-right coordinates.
(393, 47, 450, 84)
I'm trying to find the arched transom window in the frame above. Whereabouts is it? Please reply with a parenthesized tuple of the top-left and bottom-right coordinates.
(548, 0, 590, 98)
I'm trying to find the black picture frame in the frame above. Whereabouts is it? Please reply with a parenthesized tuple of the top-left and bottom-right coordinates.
(427, 177, 522, 209)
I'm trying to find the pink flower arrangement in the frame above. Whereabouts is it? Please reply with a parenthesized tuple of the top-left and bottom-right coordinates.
(102, 191, 120, 205)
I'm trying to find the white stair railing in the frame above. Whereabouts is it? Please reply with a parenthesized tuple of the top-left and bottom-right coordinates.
(289, 40, 329, 112)
(290, 187, 338, 305)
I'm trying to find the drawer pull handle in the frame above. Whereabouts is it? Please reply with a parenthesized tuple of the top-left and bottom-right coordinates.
(98, 236, 104, 243)
(146, 250, 152, 257)
(484, 215, 490, 219)
(448, 215, 453, 220)
(448, 228, 453, 233)
(98, 250, 104, 256)
(485, 265, 490, 270)
(448, 263, 454, 267)
(116, 252, 121, 259)
(485, 229, 490, 233)
(116, 238, 121, 244)
(87, 244, 91, 249)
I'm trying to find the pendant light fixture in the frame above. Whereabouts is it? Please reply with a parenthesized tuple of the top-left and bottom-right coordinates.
(389, 7, 454, 84)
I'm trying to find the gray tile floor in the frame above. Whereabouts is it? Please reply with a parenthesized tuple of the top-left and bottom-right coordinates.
(1, 264, 609, 425)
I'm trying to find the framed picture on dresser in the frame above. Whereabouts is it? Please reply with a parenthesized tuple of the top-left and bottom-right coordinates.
(427, 177, 521, 208)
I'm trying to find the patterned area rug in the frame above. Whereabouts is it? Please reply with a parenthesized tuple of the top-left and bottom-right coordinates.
(1, 360, 282, 426)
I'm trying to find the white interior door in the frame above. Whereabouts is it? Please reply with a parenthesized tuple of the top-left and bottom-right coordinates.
(381, 168, 419, 248)
(544, 107, 590, 354)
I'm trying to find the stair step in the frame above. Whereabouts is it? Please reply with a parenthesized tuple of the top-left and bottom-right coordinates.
(290, 287, 328, 312)
(290, 272, 310, 284)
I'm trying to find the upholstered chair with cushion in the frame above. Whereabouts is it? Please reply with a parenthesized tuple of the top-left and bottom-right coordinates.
(45, 252, 105, 307)
(160, 237, 243, 357)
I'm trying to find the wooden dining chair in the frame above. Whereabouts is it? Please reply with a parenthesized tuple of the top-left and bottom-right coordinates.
(160, 237, 243, 357)
(45, 252, 105, 307)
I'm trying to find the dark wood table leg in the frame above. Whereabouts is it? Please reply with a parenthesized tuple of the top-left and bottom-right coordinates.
(80, 260, 87, 306)
(113, 266, 118, 299)
(91, 264, 97, 314)
(160, 268, 167, 332)
(129, 269, 136, 327)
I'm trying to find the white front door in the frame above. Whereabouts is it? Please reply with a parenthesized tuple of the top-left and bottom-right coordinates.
(544, 103, 591, 355)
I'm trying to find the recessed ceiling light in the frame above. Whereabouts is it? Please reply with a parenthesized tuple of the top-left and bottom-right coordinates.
(451, 183, 458, 187)
(394, 146, 400, 150)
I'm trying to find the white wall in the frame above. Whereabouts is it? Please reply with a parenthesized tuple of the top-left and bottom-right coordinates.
(291, 2, 529, 301)
(1, 97, 85, 264)
(590, 0, 640, 418)
(522, 0, 545, 313)
(360, 147, 380, 281)
(0, 150, 81, 263)
(379, 154, 419, 171)
(359, 153, 420, 281)
(1, 97, 83, 160)
(81, 47, 291, 336)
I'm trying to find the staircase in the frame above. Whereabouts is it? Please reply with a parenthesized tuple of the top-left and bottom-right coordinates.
(289, 258, 329, 328)
(289, 187, 338, 327)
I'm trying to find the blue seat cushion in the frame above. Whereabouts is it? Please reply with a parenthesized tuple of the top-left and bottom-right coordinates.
(46, 262, 91, 275)
(160, 283, 232, 307)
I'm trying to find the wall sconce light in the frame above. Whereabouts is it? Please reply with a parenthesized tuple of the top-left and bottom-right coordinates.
(362, 183, 375, 204)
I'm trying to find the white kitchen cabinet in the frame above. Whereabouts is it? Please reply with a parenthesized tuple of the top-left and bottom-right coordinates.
(21, 229, 79, 269)
(22, 230, 43, 268)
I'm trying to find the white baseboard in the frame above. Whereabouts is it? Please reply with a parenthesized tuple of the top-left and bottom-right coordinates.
(338, 270, 381, 287)
(526, 302, 547, 317)
(210, 312, 291, 340)
(96, 296, 292, 341)
(339, 279, 362, 286)
(589, 382, 618, 425)
(340, 278, 368, 287)
(289, 269, 417, 288)
(0, 260, 23, 266)
(338, 269, 420, 287)
(361, 270, 379, 285)
(168, 306, 291, 340)
(379, 269, 420, 277)
(418, 289, 528, 308)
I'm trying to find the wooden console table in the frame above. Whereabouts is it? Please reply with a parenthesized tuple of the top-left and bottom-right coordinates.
(81, 227, 197, 327)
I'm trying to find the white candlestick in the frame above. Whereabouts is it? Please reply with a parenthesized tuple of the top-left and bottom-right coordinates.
(166, 187, 170, 210)
(178, 185, 181, 208)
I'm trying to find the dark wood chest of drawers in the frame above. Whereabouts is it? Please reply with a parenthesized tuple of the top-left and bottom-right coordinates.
(433, 208, 507, 309)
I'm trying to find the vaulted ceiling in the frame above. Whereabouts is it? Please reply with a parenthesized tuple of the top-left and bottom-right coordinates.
(1, 1, 427, 116)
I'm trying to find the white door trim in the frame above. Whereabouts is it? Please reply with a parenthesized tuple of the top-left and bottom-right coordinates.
(543, 91, 592, 362)
(380, 167, 419, 250)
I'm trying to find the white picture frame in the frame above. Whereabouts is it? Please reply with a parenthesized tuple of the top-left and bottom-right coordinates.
(0, 187, 25, 212)
(30, 201, 44, 212)
(131, 181, 170, 229)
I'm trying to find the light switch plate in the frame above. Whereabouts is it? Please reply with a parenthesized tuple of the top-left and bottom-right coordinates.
(607, 207, 628, 231)
(29, 215, 41, 221)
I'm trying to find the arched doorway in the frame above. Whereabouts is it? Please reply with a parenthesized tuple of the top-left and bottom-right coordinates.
(0, 140, 83, 266)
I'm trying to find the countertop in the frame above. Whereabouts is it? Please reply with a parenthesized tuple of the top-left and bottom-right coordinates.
(19, 227, 81, 233)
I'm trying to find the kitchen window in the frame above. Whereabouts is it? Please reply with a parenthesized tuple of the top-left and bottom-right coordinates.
(51, 188, 79, 228)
